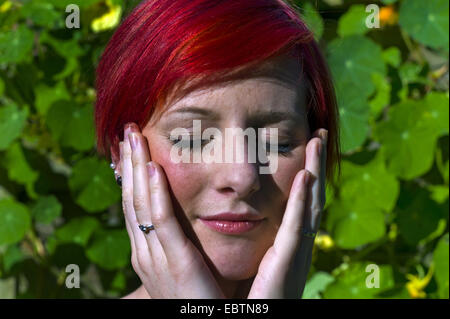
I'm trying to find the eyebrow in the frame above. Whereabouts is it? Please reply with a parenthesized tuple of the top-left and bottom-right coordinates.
(168, 105, 299, 126)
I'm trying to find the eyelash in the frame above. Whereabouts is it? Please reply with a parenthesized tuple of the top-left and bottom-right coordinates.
(169, 135, 294, 156)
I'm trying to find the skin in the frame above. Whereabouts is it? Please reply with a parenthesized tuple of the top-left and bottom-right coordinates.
(112, 55, 328, 298)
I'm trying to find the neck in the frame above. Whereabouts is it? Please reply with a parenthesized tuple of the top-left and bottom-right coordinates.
(215, 275, 255, 299)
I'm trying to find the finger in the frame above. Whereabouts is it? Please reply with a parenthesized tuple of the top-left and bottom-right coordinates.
(147, 161, 191, 265)
(120, 141, 136, 253)
(272, 169, 311, 261)
(121, 132, 151, 269)
(129, 131, 161, 251)
(304, 128, 327, 233)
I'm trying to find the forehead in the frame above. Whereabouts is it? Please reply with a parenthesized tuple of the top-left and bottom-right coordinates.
(156, 54, 306, 121)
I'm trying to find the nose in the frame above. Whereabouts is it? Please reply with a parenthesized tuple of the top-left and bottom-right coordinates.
(211, 131, 261, 199)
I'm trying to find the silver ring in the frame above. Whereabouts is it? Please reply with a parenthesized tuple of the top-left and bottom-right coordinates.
(139, 224, 155, 234)
(301, 228, 316, 238)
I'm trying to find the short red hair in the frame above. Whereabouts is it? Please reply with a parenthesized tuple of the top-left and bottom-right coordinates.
(95, 0, 341, 183)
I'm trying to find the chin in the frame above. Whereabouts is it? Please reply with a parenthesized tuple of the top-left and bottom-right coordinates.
(195, 231, 268, 281)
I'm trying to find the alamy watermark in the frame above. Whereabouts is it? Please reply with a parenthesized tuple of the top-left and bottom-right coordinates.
(169, 120, 279, 174)
(65, 4, 80, 29)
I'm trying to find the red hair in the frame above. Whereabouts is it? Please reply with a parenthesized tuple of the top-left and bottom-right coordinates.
(95, 0, 341, 183)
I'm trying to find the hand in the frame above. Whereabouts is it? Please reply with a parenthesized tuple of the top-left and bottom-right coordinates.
(247, 128, 327, 299)
(119, 123, 225, 298)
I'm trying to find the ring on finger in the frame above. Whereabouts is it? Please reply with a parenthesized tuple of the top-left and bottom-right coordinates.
(139, 224, 155, 234)
(301, 227, 316, 238)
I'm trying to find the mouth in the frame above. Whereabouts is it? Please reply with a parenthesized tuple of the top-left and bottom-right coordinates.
(199, 212, 265, 234)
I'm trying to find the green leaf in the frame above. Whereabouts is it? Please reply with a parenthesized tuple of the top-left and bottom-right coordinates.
(373, 99, 441, 179)
(395, 185, 442, 246)
(68, 157, 121, 213)
(324, 262, 395, 298)
(337, 5, 368, 37)
(0, 77, 4, 96)
(21, 1, 63, 28)
(86, 229, 131, 270)
(335, 83, 370, 153)
(0, 25, 34, 64)
(54, 217, 100, 247)
(0, 103, 28, 151)
(369, 73, 391, 119)
(326, 197, 386, 249)
(35, 81, 70, 116)
(328, 35, 386, 98)
(31, 195, 62, 224)
(46, 101, 95, 151)
(421, 92, 449, 137)
(433, 233, 449, 299)
(4, 142, 39, 199)
(2, 244, 27, 273)
(303, 271, 335, 299)
(399, 62, 423, 84)
(382, 47, 402, 68)
(339, 153, 400, 212)
(0, 199, 31, 245)
(302, 2, 324, 41)
(399, 0, 449, 51)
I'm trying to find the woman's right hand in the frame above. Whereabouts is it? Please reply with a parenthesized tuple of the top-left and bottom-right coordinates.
(119, 123, 225, 298)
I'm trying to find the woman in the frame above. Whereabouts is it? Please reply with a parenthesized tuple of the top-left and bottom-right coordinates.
(95, 0, 340, 298)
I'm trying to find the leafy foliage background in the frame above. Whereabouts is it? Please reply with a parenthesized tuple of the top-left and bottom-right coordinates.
(0, 0, 448, 299)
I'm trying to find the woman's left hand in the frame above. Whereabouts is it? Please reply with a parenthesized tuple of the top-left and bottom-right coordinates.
(248, 128, 328, 299)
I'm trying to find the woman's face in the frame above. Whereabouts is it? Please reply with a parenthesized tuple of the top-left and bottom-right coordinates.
(141, 56, 310, 281)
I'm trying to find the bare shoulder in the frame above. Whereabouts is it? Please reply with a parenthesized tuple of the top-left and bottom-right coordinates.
(121, 284, 151, 299)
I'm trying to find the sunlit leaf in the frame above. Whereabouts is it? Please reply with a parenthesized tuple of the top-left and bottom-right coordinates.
(337, 5, 368, 37)
(0, 199, 31, 245)
(53, 217, 100, 247)
(303, 271, 335, 299)
(433, 233, 449, 299)
(0, 103, 28, 151)
(399, 0, 449, 51)
(328, 35, 386, 98)
(326, 197, 386, 249)
(324, 262, 394, 298)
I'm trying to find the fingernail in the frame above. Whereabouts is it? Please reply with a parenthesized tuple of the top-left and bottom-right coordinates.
(124, 123, 139, 142)
(320, 130, 328, 145)
(146, 161, 156, 177)
(303, 170, 311, 186)
(129, 132, 139, 150)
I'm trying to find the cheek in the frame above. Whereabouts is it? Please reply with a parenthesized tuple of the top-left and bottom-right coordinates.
(271, 147, 306, 196)
(148, 141, 203, 213)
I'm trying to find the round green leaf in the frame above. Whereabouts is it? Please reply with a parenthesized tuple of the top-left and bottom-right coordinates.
(328, 35, 386, 98)
(54, 217, 100, 247)
(32, 195, 62, 224)
(335, 84, 370, 153)
(0, 199, 31, 245)
(46, 101, 95, 151)
(303, 271, 335, 299)
(68, 157, 121, 212)
(86, 229, 131, 270)
(395, 185, 442, 246)
(0, 104, 28, 151)
(399, 0, 449, 51)
(382, 47, 402, 67)
(323, 262, 394, 298)
(326, 197, 386, 249)
(35, 82, 70, 116)
(337, 5, 368, 37)
(374, 99, 441, 179)
(339, 153, 400, 212)
(0, 25, 34, 64)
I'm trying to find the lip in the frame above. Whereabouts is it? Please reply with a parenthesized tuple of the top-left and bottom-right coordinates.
(199, 212, 265, 234)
